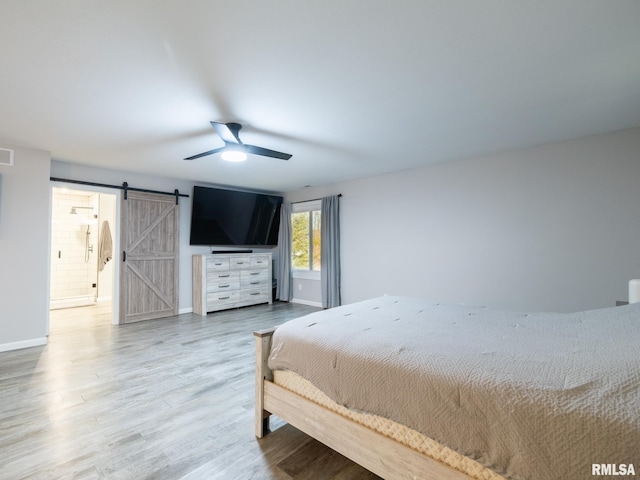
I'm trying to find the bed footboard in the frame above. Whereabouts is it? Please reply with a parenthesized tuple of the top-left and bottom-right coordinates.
(254, 327, 275, 438)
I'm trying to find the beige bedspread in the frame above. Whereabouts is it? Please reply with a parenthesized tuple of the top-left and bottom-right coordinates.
(268, 296, 640, 480)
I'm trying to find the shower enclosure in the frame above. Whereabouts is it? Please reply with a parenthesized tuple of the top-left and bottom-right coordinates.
(50, 189, 102, 309)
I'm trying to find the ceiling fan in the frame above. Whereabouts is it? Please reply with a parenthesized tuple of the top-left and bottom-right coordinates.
(184, 121, 292, 162)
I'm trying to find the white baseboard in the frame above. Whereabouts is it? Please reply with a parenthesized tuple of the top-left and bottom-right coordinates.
(291, 298, 323, 308)
(179, 307, 193, 315)
(0, 337, 47, 353)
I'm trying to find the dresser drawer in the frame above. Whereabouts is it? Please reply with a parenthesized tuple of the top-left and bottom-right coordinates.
(207, 290, 240, 308)
(206, 270, 240, 284)
(241, 269, 269, 288)
(206, 278, 240, 293)
(251, 255, 270, 268)
(240, 288, 270, 304)
(207, 258, 229, 271)
(230, 257, 251, 269)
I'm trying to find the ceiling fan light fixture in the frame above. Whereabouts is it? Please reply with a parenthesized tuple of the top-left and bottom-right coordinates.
(184, 122, 291, 162)
(221, 149, 247, 162)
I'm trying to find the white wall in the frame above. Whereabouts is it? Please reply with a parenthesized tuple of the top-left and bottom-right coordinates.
(286, 127, 640, 313)
(0, 143, 50, 351)
(97, 193, 116, 302)
(291, 276, 322, 306)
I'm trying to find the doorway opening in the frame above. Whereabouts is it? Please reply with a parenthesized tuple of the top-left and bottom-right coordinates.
(50, 185, 118, 327)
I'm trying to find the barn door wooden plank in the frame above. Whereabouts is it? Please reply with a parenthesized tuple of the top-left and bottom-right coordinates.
(120, 191, 179, 323)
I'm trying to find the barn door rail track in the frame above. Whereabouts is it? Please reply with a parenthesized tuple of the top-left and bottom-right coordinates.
(50, 177, 188, 204)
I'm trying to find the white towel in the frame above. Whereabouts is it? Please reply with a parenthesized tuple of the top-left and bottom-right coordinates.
(99, 220, 113, 271)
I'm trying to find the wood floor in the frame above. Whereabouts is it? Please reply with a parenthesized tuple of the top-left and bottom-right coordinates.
(0, 302, 381, 480)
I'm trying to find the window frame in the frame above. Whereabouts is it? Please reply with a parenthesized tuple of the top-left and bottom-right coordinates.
(291, 200, 321, 280)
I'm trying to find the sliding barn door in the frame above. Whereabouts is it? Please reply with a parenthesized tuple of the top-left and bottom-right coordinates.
(120, 191, 179, 323)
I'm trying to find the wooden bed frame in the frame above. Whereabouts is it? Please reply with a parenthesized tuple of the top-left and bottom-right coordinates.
(254, 327, 473, 480)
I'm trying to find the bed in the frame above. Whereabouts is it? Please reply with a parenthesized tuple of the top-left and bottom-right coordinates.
(254, 296, 640, 479)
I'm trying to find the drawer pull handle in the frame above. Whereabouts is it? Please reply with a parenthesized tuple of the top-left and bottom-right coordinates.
(218, 296, 230, 300)
(250, 272, 260, 276)
(218, 274, 230, 278)
(250, 281, 260, 285)
(250, 292, 261, 296)
(237, 262, 244, 265)
(219, 285, 230, 288)
(214, 263, 222, 266)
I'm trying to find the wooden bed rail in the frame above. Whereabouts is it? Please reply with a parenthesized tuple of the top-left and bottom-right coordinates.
(254, 327, 276, 438)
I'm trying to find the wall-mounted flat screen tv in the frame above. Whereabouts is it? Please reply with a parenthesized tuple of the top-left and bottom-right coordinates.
(189, 186, 282, 247)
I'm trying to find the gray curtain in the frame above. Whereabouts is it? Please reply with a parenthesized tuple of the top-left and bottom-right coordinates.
(276, 202, 293, 301)
(321, 195, 341, 308)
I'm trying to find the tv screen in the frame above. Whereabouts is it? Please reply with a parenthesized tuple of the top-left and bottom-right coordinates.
(189, 186, 282, 247)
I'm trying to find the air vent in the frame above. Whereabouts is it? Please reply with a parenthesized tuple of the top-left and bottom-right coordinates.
(0, 148, 14, 166)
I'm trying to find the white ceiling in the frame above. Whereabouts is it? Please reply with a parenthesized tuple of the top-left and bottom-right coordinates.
(1, 1, 639, 193)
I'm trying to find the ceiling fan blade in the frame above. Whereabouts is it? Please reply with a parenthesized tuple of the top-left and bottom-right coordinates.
(245, 144, 292, 160)
(211, 121, 241, 144)
(184, 147, 226, 160)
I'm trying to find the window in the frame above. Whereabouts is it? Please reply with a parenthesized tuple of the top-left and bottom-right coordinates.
(291, 200, 321, 272)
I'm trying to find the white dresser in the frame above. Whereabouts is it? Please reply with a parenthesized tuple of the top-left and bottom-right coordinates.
(192, 252, 273, 315)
